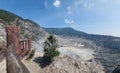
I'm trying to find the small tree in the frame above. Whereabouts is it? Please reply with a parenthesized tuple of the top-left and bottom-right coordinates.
(43, 35, 60, 63)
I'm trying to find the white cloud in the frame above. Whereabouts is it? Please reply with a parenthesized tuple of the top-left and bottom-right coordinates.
(53, 0, 61, 8)
(65, 19, 76, 25)
(64, 0, 120, 36)
(64, 19, 81, 28)
(66, 0, 95, 15)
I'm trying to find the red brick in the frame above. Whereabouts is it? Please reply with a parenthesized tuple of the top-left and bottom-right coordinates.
(6, 25, 20, 56)
(28, 39, 31, 50)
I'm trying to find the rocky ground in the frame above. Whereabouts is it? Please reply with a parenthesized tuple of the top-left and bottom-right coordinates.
(22, 52, 105, 73)
(0, 50, 105, 73)
(38, 56, 105, 73)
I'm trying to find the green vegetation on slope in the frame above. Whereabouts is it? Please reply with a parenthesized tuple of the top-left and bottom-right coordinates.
(0, 9, 18, 22)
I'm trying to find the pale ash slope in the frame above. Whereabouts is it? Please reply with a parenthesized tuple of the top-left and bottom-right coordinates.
(54, 34, 120, 72)
(56, 36, 97, 60)
(58, 47, 94, 60)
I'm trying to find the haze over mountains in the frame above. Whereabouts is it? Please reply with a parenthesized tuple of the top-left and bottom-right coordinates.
(0, 9, 120, 73)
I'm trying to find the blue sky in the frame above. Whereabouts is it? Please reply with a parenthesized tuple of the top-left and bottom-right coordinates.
(0, 0, 120, 37)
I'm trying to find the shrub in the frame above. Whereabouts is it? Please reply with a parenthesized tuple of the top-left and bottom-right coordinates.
(25, 49, 35, 61)
(43, 35, 60, 63)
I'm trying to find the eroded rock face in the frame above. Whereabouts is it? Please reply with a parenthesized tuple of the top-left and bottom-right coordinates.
(0, 17, 49, 53)
(39, 56, 105, 73)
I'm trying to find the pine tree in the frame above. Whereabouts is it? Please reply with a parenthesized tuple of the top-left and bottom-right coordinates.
(43, 35, 60, 63)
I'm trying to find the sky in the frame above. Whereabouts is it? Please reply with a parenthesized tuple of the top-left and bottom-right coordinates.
(0, 0, 120, 37)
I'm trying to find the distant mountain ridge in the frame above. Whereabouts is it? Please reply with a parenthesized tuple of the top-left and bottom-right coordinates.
(44, 27, 87, 37)
(45, 28, 120, 50)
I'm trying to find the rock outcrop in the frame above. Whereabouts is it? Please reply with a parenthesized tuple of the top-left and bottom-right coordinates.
(39, 56, 105, 73)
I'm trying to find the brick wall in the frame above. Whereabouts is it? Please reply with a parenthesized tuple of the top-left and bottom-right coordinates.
(6, 25, 31, 59)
